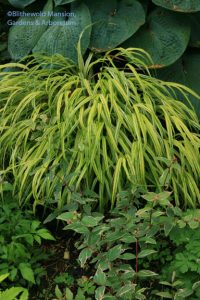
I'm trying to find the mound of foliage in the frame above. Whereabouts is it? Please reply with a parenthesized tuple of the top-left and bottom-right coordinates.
(0, 48, 199, 210)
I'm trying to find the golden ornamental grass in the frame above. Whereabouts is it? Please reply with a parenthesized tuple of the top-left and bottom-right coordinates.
(0, 48, 199, 210)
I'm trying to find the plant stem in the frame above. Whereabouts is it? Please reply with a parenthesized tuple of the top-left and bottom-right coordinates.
(136, 237, 139, 274)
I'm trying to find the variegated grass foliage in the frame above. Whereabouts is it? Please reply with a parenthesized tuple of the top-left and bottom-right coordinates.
(0, 48, 199, 210)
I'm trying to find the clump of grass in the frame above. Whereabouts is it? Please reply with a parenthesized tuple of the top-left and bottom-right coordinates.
(0, 48, 199, 210)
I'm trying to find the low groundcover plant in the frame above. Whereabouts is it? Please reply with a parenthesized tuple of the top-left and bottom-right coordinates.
(0, 48, 199, 210)
(0, 186, 55, 288)
(55, 190, 200, 299)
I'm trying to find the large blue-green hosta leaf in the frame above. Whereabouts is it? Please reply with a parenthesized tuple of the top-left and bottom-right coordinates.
(157, 51, 200, 118)
(152, 0, 200, 12)
(123, 8, 190, 67)
(33, 2, 91, 62)
(84, 0, 145, 51)
(189, 13, 200, 48)
(8, 0, 37, 8)
(8, 0, 53, 60)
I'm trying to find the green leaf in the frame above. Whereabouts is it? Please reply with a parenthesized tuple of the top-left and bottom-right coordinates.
(8, 0, 53, 60)
(192, 281, 200, 290)
(94, 268, 107, 286)
(0, 287, 28, 300)
(85, 0, 145, 51)
(65, 287, 74, 300)
(142, 191, 171, 205)
(33, 2, 91, 62)
(34, 235, 41, 244)
(19, 289, 29, 300)
(116, 284, 136, 297)
(96, 259, 109, 271)
(166, 207, 175, 218)
(142, 192, 161, 202)
(55, 285, 63, 299)
(164, 221, 174, 236)
(177, 220, 186, 228)
(107, 245, 124, 262)
(159, 281, 172, 287)
(152, 0, 200, 12)
(124, 8, 190, 67)
(95, 286, 105, 300)
(106, 231, 126, 242)
(172, 280, 184, 287)
(156, 292, 173, 298)
(156, 51, 200, 118)
(82, 215, 103, 227)
(23, 234, 34, 246)
(137, 270, 158, 277)
(120, 234, 137, 243)
(31, 221, 41, 231)
(78, 248, 93, 267)
(8, 0, 36, 8)
(10, 268, 17, 281)
(75, 288, 86, 300)
(172, 207, 182, 217)
(138, 249, 157, 258)
(64, 222, 90, 234)
(120, 253, 136, 260)
(57, 212, 75, 221)
(175, 289, 193, 298)
(37, 229, 55, 240)
(188, 220, 199, 229)
(19, 263, 35, 284)
(144, 237, 157, 245)
(158, 192, 172, 206)
(44, 211, 60, 224)
(0, 273, 9, 283)
(55, 0, 76, 5)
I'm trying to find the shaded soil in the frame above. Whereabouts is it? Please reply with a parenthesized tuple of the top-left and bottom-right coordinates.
(29, 230, 93, 300)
